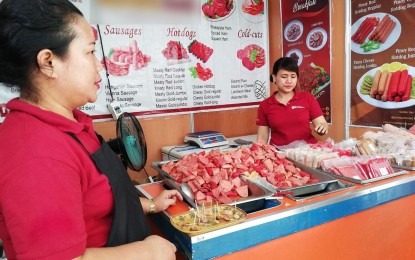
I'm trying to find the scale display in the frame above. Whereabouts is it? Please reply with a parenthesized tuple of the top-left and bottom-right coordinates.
(184, 131, 229, 149)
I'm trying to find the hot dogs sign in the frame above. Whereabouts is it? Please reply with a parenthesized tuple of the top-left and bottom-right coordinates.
(350, 1, 415, 127)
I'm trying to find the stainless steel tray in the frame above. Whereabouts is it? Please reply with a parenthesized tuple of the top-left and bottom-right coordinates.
(284, 181, 355, 201)
(264, 158, 355, 200)
(390, 164, 415, 171)
(276, 159, 339, 194)
(151, 161, 275, 213)
(287, 158, 408, 185)
(319, 168, 408, 184)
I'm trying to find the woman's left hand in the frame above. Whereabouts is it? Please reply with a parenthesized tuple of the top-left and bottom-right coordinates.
(153, 190, 183, 213)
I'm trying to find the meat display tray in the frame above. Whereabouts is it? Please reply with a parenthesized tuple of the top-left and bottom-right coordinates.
(318, 168, 408, 185)
(273, 159, 354, 200)
(287, 159, 408, 185)
(283, 181, 355, 201)
(151, 161, 275, 213)
(390, 164, 415, 171)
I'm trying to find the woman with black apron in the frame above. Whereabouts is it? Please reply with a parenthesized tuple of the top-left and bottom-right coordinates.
(0, 0, 182, 259)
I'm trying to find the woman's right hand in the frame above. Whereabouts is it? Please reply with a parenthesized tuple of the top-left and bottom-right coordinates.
(74, 235, 177, 260)
(143, 235, 177, 259)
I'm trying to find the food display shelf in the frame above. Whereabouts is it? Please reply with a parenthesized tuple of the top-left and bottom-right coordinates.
(137, 170, 415, 260)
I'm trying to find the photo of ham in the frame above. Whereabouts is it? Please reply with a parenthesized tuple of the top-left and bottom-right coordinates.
(237, 44, 265, 71)
(239, 0, 265, 23)
(102, 39, 151, 76)
(241, 0, 264, 16)
(202, 0, 234, 21)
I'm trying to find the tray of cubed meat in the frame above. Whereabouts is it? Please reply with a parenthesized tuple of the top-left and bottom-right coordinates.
(152, 158, 274, 213)
(152, 143, 352, 206)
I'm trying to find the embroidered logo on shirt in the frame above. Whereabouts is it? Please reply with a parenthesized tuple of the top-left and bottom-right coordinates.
(291, 105, 305, 109)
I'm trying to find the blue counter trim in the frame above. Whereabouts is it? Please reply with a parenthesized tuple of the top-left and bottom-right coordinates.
(149, 178, 415, 260)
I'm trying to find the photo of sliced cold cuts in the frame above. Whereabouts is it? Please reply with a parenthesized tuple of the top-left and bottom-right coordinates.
(306, 28, 327, 51)
(351, 13, 401, 54)
(237, 44, 265, 71)
(188, 40, 213, 63)
(284, 20, 303, 42)
(162, 40, 191, 65)
(202, 0, 235, 21)
(102, 40, 151, 76)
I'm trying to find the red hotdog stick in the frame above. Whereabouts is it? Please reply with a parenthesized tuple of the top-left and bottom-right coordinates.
(387, 71, 401, 101)
(402, 75, 413, 101)
(397, 69, 408, 96)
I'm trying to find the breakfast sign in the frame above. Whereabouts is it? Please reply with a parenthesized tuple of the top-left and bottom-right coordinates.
(280, 0, 332, 124)
(0, 0, 269, 121)
(349, 0, 415, 128)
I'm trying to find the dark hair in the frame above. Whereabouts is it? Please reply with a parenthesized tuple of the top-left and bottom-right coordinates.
(270, 57, 299, 82)
(0, 0, 83, 101)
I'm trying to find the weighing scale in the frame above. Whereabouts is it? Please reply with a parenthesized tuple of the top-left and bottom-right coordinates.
(184, 131, 229, 149)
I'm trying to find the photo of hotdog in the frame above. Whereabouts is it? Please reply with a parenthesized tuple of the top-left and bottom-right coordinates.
(351, 12, 401, 55)
(357, 62, 415, 109)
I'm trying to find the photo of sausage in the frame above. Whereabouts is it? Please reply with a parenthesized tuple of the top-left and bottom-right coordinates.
(357, 63, 415, 109)
(351, 12, 401, 55)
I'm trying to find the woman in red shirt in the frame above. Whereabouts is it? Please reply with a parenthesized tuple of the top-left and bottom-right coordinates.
(256, 57, 328, 146)
(0, 0, 181, 259)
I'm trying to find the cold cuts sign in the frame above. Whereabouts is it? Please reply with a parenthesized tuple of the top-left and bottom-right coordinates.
(0, 0, 269, 122)
(280, 0, 332, 123)
(350, 0, 415, 128)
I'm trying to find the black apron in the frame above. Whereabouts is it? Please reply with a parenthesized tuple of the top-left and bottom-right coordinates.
(69, 133, 150, 247)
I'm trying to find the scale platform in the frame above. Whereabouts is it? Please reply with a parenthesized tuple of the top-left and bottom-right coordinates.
(184, 131, 229, 149)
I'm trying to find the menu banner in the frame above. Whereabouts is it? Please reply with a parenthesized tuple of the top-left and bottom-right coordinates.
(0, 0, 269, 122)
(350, 0, 415, 128)
(280, 0, 332, 123)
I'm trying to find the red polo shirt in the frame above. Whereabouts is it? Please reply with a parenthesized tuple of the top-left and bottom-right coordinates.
(256, 91, 323, 146)
(0, 98, 113, 260)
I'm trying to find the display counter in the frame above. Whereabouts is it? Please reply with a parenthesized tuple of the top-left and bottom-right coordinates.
(137, 170, 415, 259)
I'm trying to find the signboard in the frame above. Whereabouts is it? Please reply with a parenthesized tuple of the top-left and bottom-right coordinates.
(281, 0, 332, 123)
(0, 0, 269, 121)
(349, 0, 415, 128)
